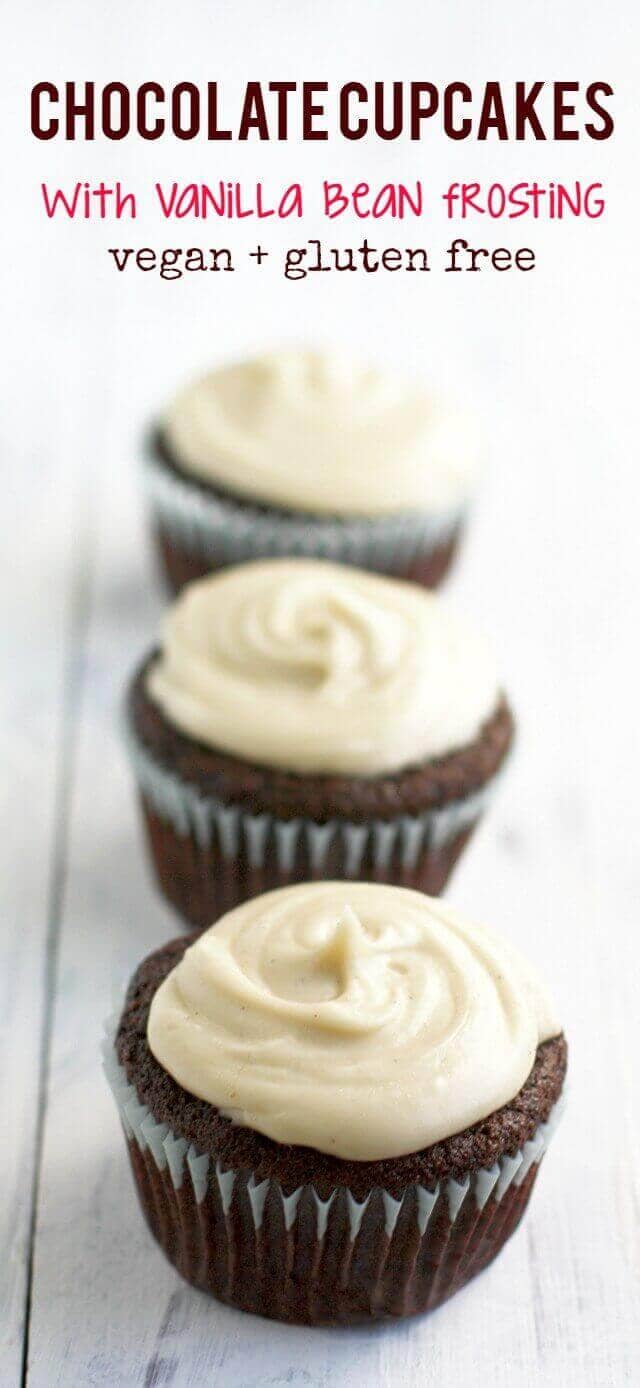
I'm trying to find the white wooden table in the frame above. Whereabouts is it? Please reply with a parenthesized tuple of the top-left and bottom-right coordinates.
(3, 2, 639, 1383)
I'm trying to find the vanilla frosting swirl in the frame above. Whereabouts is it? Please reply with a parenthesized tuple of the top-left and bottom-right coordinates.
(163, 349, 479, 516)
(146, 559, 500, 776)
(148, 882, 559, 1161)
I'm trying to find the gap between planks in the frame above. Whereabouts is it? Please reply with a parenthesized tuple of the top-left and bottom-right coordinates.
(19, 519, 95, 1388)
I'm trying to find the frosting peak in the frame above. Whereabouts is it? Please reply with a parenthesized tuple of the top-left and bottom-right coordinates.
(147, 882, 560, 1161)
(162, 349, 479, 517)
(146, 559, 500, 775)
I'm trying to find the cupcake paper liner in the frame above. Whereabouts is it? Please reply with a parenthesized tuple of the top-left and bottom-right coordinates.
(103, 1023, 564, 1324)
(130, 731, 493, 870)
(144, 445, 465, 590)
(128, 728, 498, 927)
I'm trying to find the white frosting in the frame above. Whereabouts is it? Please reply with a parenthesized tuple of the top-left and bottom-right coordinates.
(163, 350, 479, 517)
(147, 559, 500, 776)
(148, 882, 559, 1161)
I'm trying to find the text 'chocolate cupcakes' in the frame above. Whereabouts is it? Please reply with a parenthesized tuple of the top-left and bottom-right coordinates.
(145, 349, 480, 592)
(125, 559, 514, 928)
(105, 882, 567, 1325)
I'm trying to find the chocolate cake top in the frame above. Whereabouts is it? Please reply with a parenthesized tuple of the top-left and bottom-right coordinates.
(116, 885, 566, 1194)
(145, 557, 502, 777)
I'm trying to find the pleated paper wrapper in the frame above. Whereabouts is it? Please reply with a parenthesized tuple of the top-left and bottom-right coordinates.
(144, 444, 465, 593)
(128, 726, 499, 929)
(104, 1022, 564, 1325)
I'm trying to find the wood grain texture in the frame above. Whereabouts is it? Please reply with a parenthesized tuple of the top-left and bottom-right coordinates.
(0, 367, 74, 1388)
(3, 0, 639, 1383)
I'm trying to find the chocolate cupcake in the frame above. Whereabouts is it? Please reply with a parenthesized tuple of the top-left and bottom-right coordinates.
(105, 881, 567, 1325)
(126, 558, 514, 929)
(146, 349, 479, 592)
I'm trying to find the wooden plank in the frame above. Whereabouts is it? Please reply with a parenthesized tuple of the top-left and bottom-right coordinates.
(0, 361, 83, 1382)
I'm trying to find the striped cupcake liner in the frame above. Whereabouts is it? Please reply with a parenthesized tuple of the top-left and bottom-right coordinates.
(144, 444, 465, 583)
(128, 728, 496, 879)
(104, 1023, 564, 1324)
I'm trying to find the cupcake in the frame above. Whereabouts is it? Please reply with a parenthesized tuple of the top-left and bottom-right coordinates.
(126, 558, 513, 929)
(146, 349, 479, 592)
(105, 881, 567, 1325)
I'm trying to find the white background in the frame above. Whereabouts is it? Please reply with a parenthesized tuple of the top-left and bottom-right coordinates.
(2, 2, 639, 1384)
